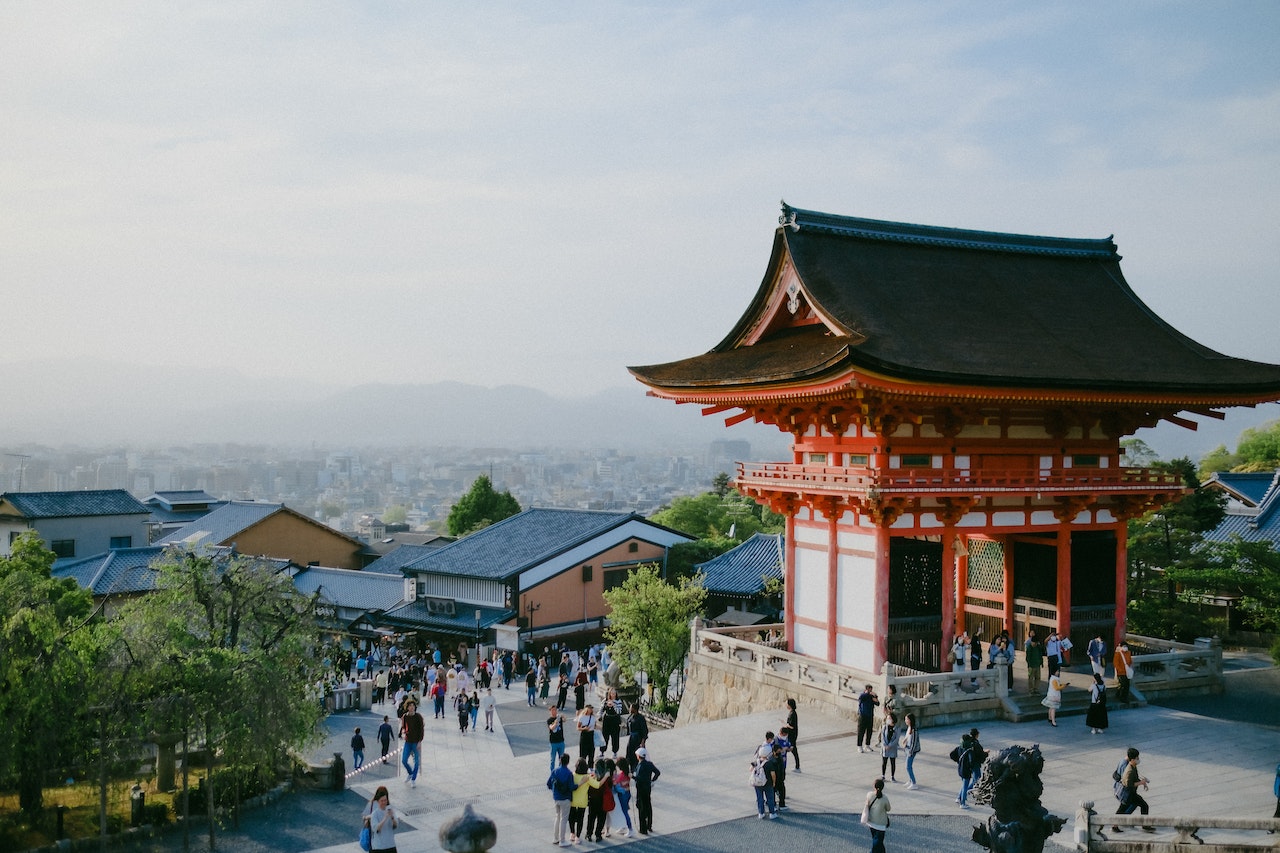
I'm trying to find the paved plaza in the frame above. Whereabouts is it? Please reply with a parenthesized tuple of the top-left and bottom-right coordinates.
(133, 662, 1280, 853)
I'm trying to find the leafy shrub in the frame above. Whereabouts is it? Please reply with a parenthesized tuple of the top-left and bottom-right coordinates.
(1127, 598, 1225, 643)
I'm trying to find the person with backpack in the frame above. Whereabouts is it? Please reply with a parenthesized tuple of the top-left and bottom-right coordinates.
(1112, 747, 1154, 833)
(1086, 672, 1109, 734)
(952, 732, 975, 808)
(547, 752, 577, 847)
(749, 746, 777, 819)
(351, 726, 366, 771)
(861, 776, 891, 853)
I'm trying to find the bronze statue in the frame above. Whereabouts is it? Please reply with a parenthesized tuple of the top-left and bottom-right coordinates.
(969, 744, 1066, 853)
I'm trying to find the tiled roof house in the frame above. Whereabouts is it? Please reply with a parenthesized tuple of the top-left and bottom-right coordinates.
(379, 507, 694, 647)
(0, 489, 151, 562)
(156, 500, 373, 570)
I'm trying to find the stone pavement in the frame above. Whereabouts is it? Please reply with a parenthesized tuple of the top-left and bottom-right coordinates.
(141, 664, 1280, 852)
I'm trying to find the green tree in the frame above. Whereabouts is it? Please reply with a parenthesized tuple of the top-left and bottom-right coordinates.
(1200, 419, 1280, 476)
(711, 472, 731, 497)
(114, 548, 323, 839)
(1233, 420, 1280, 472)
(650, 490, 783, 540)
(446, 475, 521, 536)
(1168, 537, 1280, 634)
(603, 564, 705, 713)
(1127, 458, 1225, 601)
(0, 533, 98, 814)
(382, 504, 409, 525)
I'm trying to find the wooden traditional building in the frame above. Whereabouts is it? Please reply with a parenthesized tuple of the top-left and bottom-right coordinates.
(630, 203, 1280, 673)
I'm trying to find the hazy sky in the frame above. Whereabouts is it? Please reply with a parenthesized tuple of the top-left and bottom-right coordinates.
(4, 3, 1279, 400)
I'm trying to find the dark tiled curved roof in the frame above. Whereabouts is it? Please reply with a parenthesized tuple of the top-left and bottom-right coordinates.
(402, 507, 643, 580)
(695, 532, 783, 595)
(3, 489, 149, 518)
(630, 205, 1280, 399)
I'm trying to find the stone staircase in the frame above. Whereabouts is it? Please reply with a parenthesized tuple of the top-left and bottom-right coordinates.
(1002, 663, 1144, 722)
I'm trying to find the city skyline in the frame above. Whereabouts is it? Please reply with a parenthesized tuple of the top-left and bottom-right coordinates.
(3, 3, 1279, 420)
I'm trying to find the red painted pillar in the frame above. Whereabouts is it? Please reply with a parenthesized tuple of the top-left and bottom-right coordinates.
(827, 506, 839, 662)
(1002, 537, 1015, 634)
(1056, 527, 1072, 644)
(874, 525, 891, 670)
(941, 530, 956, 657)
(785, 513, 797, 652)
(956, 542, 970, 635)
(1114, 524, 1128, 644)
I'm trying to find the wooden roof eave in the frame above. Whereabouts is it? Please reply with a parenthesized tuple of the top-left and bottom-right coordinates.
(639, 364, 1280, 412)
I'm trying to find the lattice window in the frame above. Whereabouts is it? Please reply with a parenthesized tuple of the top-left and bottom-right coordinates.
(889, 539, 942, 617)
(967, 539, 1005, 594)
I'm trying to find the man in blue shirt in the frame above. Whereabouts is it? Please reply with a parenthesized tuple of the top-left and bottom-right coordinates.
(547, 753, 576, 847)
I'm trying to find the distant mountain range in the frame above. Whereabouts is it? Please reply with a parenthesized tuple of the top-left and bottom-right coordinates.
(2, 358, 785, 453)
(3, 357, 1275, 460)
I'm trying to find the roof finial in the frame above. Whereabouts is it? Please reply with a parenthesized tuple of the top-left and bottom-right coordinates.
(779, 200, 798, 231)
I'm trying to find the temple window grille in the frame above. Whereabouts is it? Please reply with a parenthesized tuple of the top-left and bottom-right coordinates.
(967, 539, 1005, 595)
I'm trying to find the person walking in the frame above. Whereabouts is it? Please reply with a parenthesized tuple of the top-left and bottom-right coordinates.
(1087, 633, 1108, 678)
(481, 687, 496, 732)
(377, 715, 395, 764)
(879, 713, 900, 783)
(399, 700, 424, 788)
(767, 742, 787, 813)
(750, 745, 777, 819)
(625, 702, 648, 763)
(861, 776, 891, 853)
(576, 704, 598, 766)
(601, 687, 623, 759)
(525, 666, 538, 707)
(952, 732, 975, 809)
(633, 746, 661, 835)
(555, 674, 570, 711)
(1113, 641, 1134, 703)
(784, 697, 802, 773)
(364, 786, 399, 853)
(856, 684, 879, 753)
(547, 706, 566, 772)
(1086, 672, 1109, 734)
(351, 726, 366, 771)
(901, 713, 921, 789)
(454, 690, 470, 735)
(1046, 630, 1063, 678)
(1042, 672, 1063, 726)
(1112, 747, 1154, 833)
(1024, 630, 1044, 694)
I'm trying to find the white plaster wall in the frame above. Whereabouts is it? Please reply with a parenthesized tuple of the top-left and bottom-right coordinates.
(992, 511, 1026, 526)
(836, 549, 876, 634)
(792, 621, 826, 659)
(793, 544, 828, 623)
(837, 632, 876, 673)
(1030, 510, 1059, 526)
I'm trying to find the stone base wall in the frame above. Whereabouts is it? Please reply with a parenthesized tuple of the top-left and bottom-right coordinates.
(677, 653, 852, 727)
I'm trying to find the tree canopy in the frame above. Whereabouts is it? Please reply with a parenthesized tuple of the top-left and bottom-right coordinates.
(1127, 458, 1225, 601)
(1200, 418, 1280, 475)
(0, 533, 98, 813)
(649, 489, 783, 541)
(447, 474, 521, 536)
(603, 564, 705, 712)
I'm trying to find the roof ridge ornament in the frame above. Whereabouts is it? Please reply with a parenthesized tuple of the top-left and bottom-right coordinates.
(779, 200, 799, 232)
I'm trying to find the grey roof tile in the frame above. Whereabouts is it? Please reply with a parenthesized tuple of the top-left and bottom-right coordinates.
(695, 533, 784, 595)
(2, 489, 149, 518)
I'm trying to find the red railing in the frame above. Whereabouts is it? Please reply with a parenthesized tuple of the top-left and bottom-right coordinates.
(735, 462, 1184, 496)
